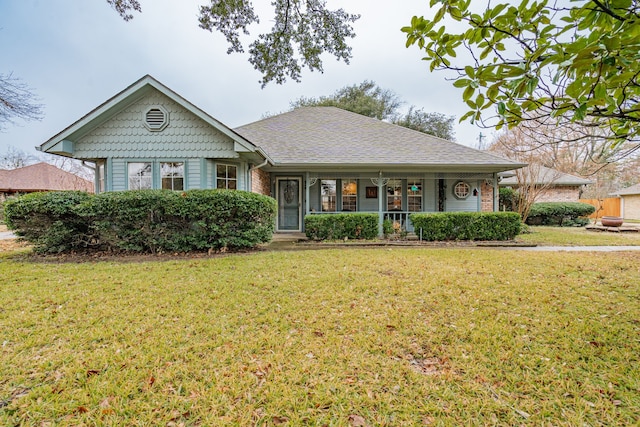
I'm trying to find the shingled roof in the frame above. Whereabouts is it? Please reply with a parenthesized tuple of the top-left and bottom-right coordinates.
(235, 107, 524, 171)
(0, 162, 93, 193)
(499, 165, 593, 186)
(614, 183, 640, 196)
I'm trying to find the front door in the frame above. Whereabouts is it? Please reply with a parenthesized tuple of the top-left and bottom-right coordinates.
(276, 177, 302, 232)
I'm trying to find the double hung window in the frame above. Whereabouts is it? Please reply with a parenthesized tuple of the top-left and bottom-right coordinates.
(387, 180, 402, 210)
(407, 179, 422, 212)
(128, 162, 153, 190)
(321, 179, 337, 212)
(216, 164, 237, 189)
(341, 180, 357, 211)
(161, 162, 184, 190)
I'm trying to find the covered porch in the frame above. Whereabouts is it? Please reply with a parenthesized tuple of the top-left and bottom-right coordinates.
(273, 171, 499, 235)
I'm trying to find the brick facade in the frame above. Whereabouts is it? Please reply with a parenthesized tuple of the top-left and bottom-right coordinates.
(481, 181, 494, 212)
(622, 195, 640, 220)
(251, 168, 271, 196)
(536, 186, 582, 203)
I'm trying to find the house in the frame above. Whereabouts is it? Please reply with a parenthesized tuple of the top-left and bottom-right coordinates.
(499, 165, 593, 202)
(0, 162, 94, 201)
(38, 75, 525, 234)
(613, 183, 640, 220)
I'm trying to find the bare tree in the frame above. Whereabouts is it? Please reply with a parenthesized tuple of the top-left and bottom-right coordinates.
(43, 154, 94, 181)
(0, 146, 38, 169)
(490, 127, 562, 223)
(0, 73, 44, 131)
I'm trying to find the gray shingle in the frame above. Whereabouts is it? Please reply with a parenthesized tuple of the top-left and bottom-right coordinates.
(235, 107, 523, 169)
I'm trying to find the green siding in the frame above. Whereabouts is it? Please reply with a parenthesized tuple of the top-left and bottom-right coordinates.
(74, 90, 238, 159)
(186, 159, 200, 189)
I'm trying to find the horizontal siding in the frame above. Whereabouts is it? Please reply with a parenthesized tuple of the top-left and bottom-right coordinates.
(186, 158, 201, 189)
(111, 159, 127, 191)
(445, 178, 478, 212)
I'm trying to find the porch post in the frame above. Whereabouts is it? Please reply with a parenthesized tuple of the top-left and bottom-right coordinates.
(493, 173, 499, 212)
(305, 172, 310, 216)
(378, 172, 384, 237)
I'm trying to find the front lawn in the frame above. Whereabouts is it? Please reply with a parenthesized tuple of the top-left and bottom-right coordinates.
(1, 248, 638, 426)
(518, 225, 640, 246)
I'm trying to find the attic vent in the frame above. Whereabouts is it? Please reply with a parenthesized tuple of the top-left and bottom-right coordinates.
(143, 106, 169, 131)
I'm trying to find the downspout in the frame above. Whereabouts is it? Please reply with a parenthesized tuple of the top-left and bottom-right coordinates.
(248, 159, 269, 193)
(249, 159, 268, 171)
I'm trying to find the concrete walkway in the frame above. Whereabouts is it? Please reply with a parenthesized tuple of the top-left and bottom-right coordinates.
(0, 231, 15, 240)
(498, 245, 640, 252)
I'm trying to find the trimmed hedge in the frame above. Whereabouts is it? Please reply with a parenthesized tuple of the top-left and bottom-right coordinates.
(305, 213, 378, 240)
(4, 191, 93, 253)
(526, 202, 595, 226)
(4, 189, 276, 253)
(410, 212, 523, 241)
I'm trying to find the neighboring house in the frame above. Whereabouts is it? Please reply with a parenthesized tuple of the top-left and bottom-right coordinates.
(0, 162, 94, 201)
(499, 165, 593, 202)
(613, 183, 640, 220)
(38, 75, 525, 233)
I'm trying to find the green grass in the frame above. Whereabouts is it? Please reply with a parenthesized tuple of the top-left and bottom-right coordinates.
(518, 225, 640, 246)
(1, 248, 639, 426)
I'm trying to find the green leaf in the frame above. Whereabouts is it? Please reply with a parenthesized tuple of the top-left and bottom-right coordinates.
(453, 78, 471, 88)
(463, 85, 475, 102)
(464, 65, 475, 78)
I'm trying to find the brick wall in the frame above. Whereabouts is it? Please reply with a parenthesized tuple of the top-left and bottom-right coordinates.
(251, 168, 271, 196)
(536, 186, 581, 202)
(481, 181, 494, 212)
(622, 195, 640, 220)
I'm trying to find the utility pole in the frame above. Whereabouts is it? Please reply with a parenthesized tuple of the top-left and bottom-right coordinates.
(477, 132, 486, 150)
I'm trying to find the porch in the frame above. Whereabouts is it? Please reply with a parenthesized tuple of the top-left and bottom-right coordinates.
(272, 172, 500, 235)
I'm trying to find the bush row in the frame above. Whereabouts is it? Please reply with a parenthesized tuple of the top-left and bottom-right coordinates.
(410, 212, 522, 241)
(526, 202, 595, 226)
(304, 213, 378, 240)
(4, 190, 276, 253)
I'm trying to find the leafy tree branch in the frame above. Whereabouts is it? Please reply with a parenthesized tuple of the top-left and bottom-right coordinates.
(402, 0, 640, 150)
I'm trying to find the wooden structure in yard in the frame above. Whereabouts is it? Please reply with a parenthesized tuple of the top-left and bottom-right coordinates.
(580, 197, 621, 218)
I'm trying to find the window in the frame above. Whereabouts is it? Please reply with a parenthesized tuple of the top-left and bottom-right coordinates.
(387, 179, 402, 210)
(407, 179, 422, 212)
(453, 181, 471, 199)
(321, 179, 337, 212)
(342, 179, 357, 211)
(161, 162, 184, 190)
(97, 162, 105, 193)
(144, 106, 169, 131)
(216, 164, 237, 189)
(128, 162, 152, 190)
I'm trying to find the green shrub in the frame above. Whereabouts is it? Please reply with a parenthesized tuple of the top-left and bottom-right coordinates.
(499, 187, 517, 212)
(526, 202, 595, 226)
(4, 191, 93, 253)
(5, 189, 276, 253)
(410, 212, 523, 241)
(305, 213, 378, 240)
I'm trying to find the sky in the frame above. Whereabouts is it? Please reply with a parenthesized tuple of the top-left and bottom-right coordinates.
(0, 0, 491, 159)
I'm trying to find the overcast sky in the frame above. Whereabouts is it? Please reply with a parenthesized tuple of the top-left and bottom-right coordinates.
(1, 0, 491, 158)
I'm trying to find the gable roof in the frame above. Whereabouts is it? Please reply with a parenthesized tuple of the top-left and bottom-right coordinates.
(38, 75, 268, 161)
(0, 162, 93, 193)
(235, 107, 525, 171)
(499, 165, 593, 186)
(614, 183, 640, 196)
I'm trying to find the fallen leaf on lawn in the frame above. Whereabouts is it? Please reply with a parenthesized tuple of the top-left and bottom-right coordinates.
(272, 415, 289, 424)
(349, 414, 370, 427)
